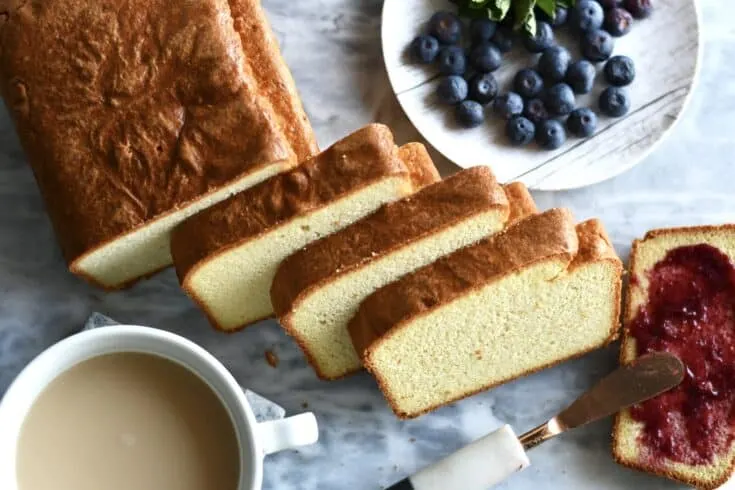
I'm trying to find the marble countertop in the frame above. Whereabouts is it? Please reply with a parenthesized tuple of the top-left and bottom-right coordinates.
(0, 1, 731, 488)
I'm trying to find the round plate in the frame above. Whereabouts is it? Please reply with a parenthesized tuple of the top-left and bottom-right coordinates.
(381, 0, 701, 190)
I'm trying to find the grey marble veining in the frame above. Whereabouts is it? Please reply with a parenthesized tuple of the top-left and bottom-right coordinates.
(0, 1, 731, 488)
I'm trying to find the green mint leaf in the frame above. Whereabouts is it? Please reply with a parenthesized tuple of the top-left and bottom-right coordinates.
(513, 0, 537, 35)
(488, 0, 511, 21)
(455, 0, 512, 23)
(523, 10, 537, 35)
(536, 0, 556, 17)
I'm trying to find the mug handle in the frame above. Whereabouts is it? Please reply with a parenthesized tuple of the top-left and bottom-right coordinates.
(256, 412, 319, 456)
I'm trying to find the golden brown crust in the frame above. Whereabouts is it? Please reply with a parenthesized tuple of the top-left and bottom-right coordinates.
(171, 124, 405, 284)
(0, 0, 315, 280)
(348, 208, 579, 358)
(397, 143, 441, 189)
(573, 219, 619, 266)
(502, 182, 537, 224)
(640, 223, 735, 241)
(270, 167, 508, 320)
(228, 0, 318, 162)
(574, 219, 624, 341)
(612, 225, 735, 490)
(611, 445, 732, 490)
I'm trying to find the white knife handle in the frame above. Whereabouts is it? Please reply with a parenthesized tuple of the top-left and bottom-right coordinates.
(387, 425, 530, 490)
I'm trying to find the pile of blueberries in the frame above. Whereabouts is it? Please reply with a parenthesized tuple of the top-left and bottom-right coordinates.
(410, 0, 652, 150)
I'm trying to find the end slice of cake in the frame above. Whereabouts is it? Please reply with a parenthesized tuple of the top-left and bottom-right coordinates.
(271, 168, 519, 380)
(0, 0, 317, 289)
(171, 124, 439, 332)
(350, 209, 623, 419)
(613, 225, 735, 490)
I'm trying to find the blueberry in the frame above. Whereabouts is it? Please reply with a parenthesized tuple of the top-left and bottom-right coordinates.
(470, 18, 498, 44)
(456, 100, 485, 128)
(570, 0, 605, 31)
(493, 92, 524, 119)
(513, 69, 544, 99)
(536, 119, 567, 150)
(428, 11, 462, 44)
(599, 86, 630, 117)
(538, 46, 571, 83)
(491, 27, 514, 53)
(523, 21, 554, 53)
(604, 55, 636, 86)
(523, 98, 550, 125)
(581, 29, 615, 62)
(545, 83, 576, 116)
(410, 35, 440, 63)
(604, 8, 633, 36)
(536, 6, 569, 27)
(468, 73, 499, 105)
(436, 76, 468, 105)
(567, 108, 598, 137)
(624, 0, 653, 18)
(599, 0, 623, 8)
(437, 46, 466, 75)
(565, 60, 596, 94)
(469, 43, 502, 73)
(506, 116, 536, 146)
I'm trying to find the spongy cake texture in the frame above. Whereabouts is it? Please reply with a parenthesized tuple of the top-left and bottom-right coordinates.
(0, 0, 317, 288)
(350, 209, 623, 419)
(613, 225, 735, 490)
(172, 124, 439, 332)
(271, 167, 513, 380)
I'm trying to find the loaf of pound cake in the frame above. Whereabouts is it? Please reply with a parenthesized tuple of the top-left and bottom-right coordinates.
(349, 208, 623, 419)
(613, 226, 735, 489)
(0, 0, 317, 289)
(171, 124, 439, 332)
(271, 173, 536, 380)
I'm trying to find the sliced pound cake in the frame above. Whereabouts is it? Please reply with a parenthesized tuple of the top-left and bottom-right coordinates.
(349, 209, 623, 418)
(271, 170, 529, 380)
(171, 124, 439, 331)
(613, 226, 735, 490)
(0, 0, 317, 289)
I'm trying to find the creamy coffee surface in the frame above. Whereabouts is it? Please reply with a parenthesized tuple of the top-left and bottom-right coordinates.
(16, 352, 240, 490)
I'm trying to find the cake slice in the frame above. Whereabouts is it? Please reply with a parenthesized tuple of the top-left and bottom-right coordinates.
(271, 169, 528, 380)
(349, 209, 623, 419)
(0, 0, 317, 289)
(171, 124, 439, 332)
(613, 226, 735, 490)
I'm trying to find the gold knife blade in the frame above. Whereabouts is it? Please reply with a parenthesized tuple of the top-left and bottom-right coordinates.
(518, 352, 685, 450)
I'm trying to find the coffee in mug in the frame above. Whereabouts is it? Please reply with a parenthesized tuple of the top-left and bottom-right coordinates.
(15, 352, 240, 490)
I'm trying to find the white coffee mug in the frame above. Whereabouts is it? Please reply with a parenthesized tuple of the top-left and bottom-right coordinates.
(0, 325, 319, 490)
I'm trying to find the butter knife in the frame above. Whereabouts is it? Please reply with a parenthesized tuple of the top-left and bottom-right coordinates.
(387, 352, 685, 490)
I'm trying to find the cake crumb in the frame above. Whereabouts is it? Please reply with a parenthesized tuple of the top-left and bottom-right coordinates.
(474, 349, 483, 360)
(264, 350, 279, 368)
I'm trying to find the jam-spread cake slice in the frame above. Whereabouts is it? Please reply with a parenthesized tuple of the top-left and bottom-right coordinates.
(613, 226, 735, 490)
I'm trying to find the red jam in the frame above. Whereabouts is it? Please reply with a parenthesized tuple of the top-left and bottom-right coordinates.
(629, 244, 735, 465)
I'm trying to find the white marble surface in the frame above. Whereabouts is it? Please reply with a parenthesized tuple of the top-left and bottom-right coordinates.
(0, 1, 732, 489)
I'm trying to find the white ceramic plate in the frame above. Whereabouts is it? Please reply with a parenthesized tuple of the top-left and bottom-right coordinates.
(381, 0, 701, 190)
